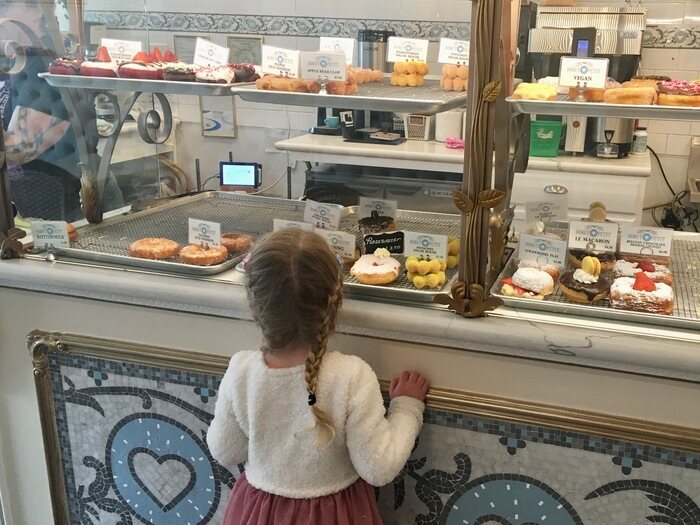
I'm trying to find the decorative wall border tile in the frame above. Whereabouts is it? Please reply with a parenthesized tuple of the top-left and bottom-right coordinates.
(85, 11, 700, 49)
(84, 11, 470, 40)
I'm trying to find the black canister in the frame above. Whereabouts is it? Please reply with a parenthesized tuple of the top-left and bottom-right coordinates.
(357, 30, 395, 73)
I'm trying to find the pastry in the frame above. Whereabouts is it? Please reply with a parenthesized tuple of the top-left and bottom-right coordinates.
(196, 65, 236, 84)
(610, 274, 674, 315)
(568, 249, 616, 272)
(221, 233, 254, 254)
(118, 62, 164, 80)
(603, 87, 657, 105)
(440, 64, 469, 92)
(511, 82, 557, 101)
(346, 67, 383, 84)
(163, 62, 198, 82)
(67, 223, 78, 242)
(657, 80, 700, 107)
(623, 75, 671, 88)
(350, 248, 401, 285)
(517, 260, 560, 280)
(358, 211, 397, 236)
(129, 238, 181, 260)
(500, 267, 554, 300)
(613, 259, 673, 286)
(232, 63, 260, 83)
(256, 75, 321, 93)
(48, 57, 83, 75)
(559, 256, 610, 304)
(391, 61, 428, 87)
(326, 78, 358, 95)
(179, 244, 229, 266)
(405, 257, 446, 289)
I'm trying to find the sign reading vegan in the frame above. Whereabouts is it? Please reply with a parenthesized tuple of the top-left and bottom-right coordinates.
(559, 57, 609, 89)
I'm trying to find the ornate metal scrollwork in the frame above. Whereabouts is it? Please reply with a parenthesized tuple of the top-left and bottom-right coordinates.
(136, 92, 173, 145)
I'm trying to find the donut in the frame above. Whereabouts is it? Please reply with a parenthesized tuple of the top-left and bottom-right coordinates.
(179, 244, 229, 266)
(221, 233, 254, 254)
(350, 249, 401, 285)
(558, 256, 610, 304)
(67, 223, 78, 242)
(129, 238, 181, 260)
(657, 80, 700, 107)
(358, 211, 397, 236)
(603, 87, 657, 105)
(511, 267, 554, 296)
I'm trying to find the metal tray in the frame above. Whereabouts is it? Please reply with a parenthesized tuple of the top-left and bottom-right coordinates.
(39, 73, 249, 96)
(507, 95, 700, 121)
(232, 79, 468, 113)
(490, 239, 700, 331)
(53, 193, 462, 301)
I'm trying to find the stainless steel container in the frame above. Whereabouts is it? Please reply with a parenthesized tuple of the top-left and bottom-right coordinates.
(587, 117, 635, 158)
(357, 30, 395, 73)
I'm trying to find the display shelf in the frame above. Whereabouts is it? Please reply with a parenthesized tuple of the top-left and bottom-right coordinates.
(232, 79, 468, 113)
(39, 73, 248, 96)
(507, 96, 700, 121)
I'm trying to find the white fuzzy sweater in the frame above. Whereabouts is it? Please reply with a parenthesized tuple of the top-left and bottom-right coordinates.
(206, 350, 425, 498)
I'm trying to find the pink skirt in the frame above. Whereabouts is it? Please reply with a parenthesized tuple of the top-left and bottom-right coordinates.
(222, 473, 383, 525)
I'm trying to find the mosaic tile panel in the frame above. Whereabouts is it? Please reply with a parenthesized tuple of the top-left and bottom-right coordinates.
(47, 350, 700, 525)
(84, 11, 700, 48)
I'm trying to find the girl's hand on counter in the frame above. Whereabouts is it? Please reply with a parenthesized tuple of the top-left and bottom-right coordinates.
(390, 371, 429, 402)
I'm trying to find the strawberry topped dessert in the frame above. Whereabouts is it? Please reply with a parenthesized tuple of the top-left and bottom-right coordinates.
(613, 259, 673, 286)
(610, 272, 674, 315)
(118, 47, 179, 80)
(80, 46, 118, 77)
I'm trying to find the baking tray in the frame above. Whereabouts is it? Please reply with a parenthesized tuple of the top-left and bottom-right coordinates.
(232, 79, 468, 113)
(507, 95, 700, 121)
(46, 193, 462, 301)
(490, 238, 700, 330)
(39, 73, 250, 96)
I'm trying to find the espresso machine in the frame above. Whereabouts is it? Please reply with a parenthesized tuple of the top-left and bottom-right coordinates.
(527, 6, 647, 157)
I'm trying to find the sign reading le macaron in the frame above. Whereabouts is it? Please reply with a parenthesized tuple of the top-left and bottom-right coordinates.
(568, 221, 618, 252)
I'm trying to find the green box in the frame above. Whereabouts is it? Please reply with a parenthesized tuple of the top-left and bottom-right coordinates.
(529, 120, 563, 157)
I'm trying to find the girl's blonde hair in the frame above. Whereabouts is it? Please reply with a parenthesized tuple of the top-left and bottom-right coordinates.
(246, 229, 342, 443)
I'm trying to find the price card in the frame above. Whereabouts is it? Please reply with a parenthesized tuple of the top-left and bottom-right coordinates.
(438, 38, 470, 65)
(303, 200, 343, 230)
(31, 221, 69, 249)
(188, 218, 221, 248)
(619, 226, 673, 257)
(525, 196, 568, 223)
(363, 231, 405, 255)
(358, 197, 397, 221)
(387, 37, 429, 63)
(315, 229, 356, 259)
(568, 221, 618, 252)
(262, 45, 300, 77)
(404, 231, 448, 260)
(193, 37, 230, 67)
(300, 51, 346, 81)
(100, 38, 142, 63)
(319, 37, 355, 65)
(273, 219, 314, 232)
(559, 57, 609, 89)
(518, 234, 568, 268)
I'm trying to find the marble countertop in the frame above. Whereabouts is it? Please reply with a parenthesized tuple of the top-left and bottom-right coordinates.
(275, 134, 651, 177)
(0, 255, 698, 382)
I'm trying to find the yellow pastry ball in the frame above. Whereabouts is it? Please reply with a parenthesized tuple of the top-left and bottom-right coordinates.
(418, 62, 429, 75)
(412, 275, 427, 289)
(407, 73, 420, 87)
(405, 257, 419, 273)
(453, 78, 466, 92)
(417, 259, 431, 276)
(442, 64, 451, 76)
(429, 259, 442, 273)
(437, 271, 446, 285)
(445, 64, 458, 79)
(372, 69, 383, 81)
(457, 65, 468, 79)
(446, 255, 459, 269)
(397, 73, 409, 87)
(407, 271, 416, 281)
(439, 259, 447, 271)
(426, 273, 441, 288)
(443, 77, 454, 91)
(406, 61, 417, 74)
(390, 73, 399, 86)
(394, 62, 408, 74)
(447, 239, 460, 256)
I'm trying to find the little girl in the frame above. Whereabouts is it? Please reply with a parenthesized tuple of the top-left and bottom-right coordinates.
(207, 228, 428, 524)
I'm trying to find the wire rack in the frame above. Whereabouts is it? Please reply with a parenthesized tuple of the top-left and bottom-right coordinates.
(54, 193, 462, 300)
(491, 239, 700, 330)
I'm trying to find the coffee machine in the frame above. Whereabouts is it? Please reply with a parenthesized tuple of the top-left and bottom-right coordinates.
(528, 6, 647, 157)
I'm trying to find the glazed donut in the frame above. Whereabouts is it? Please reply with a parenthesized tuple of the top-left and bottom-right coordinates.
(603, 87, 657, 105)
(255, 75, 320, 93)
(179, 244, 229, 266)
(350, 249, 401, 285)
(129, 238, 181, 260)
(221, 233, 254, 254)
